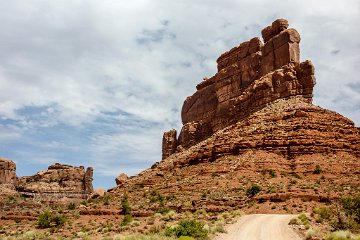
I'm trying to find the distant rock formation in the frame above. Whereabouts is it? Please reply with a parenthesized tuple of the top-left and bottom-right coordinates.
(15, 163, 94, 198)
(0, 157, 16, 185)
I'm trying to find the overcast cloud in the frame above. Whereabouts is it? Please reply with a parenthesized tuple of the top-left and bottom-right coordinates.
(0, 0, 359, 188)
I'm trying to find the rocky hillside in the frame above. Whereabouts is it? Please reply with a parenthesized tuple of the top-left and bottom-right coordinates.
(111, 19, 360, 214)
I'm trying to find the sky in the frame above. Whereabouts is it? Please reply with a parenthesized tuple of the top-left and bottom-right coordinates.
(0, 0, 359, 189)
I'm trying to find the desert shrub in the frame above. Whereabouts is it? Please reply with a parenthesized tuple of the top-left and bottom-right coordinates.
(246, 184, 261, 197)
(231, 209, 242, 218)
(37, 211, 53, 228)
(166, 194, 177, 201)
(6, 231, 50, 240)
(298, 213, 310, 225)
(269, 169, 276, 178)
(195, 209, 207, 216)
(330, 194, 360, 231)
(290, 179, 297, 185)
(121, 214, 133, 226)
(314, 207, 333, 223)
(325, 230, 352, 240)
(157, 207, 171, 214)
(293, 173, 302, 179)
(121, 192, 131, 215)
(130, 220, 141, 226)
(341, 195, 360, 224)
(289, 218, 301, 225)
(165, 219, 208, 240)
(305, 228, 317, 240)
(52, 214, 67, 226)
(36, 211, 67, 228)
(162, 210, 176, 221)
(178, 236, 195, 240)
(210, 223, 227, 233)
(154, 212, 162, 218)
(103, 194, 112, 205)
(150, 190, 166, 207)
(313, 165, 321, 174)
(67, 202, 76, 210)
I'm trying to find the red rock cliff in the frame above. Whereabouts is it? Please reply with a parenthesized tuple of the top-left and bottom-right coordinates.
(162, 18, 358, 158)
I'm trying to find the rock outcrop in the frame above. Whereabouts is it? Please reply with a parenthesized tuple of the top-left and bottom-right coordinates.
(17, 163, 93, 198)
(0, 157, 16, 185)
(162, 129, 178, 160)
(115, 173, 129, 186)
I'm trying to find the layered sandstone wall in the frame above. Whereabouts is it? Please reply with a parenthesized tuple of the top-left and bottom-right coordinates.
(178, 19, 316, 150)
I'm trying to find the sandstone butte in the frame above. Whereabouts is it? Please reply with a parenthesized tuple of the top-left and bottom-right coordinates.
(110, 19, 360, 214)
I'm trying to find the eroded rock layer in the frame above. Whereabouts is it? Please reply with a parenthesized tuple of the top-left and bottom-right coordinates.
(16, 163, 93, 198)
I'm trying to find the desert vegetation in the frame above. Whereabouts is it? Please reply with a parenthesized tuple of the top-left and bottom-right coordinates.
(289, 194, 360, 240)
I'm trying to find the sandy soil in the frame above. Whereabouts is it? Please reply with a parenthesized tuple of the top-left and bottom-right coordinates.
(213, 214, 302, 240)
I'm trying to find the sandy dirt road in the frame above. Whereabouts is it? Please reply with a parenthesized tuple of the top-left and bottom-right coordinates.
(213, 214, 302, 240)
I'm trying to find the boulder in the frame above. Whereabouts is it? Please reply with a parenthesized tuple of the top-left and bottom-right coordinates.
(115, 173, 128, 185)
(88, 188, 105, 199)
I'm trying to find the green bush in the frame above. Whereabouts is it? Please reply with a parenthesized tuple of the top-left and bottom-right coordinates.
(165, 220, 208, 240)
(36, 211, 67, 228)
(314, 207, 333, 223)
(121, 214, 133, 226)
(246, 184, 261, 197)
(329, 194, 360, 231)
(37, 211, 53, 228)
(179, 236, 195, 240)
(150, 190, 165, 207)
(298, 213, 310, 225)
(52, 214, 67, 226)
(325, 230, 352, 240)
(288, 218, 301, 225)
(341, 194, 360, 224)
(269, 169, 276, 178)
(67, 202, 76, 210)
(305, 228, 317, 240)
(313, 165, 321, 174)
(121, 192, 131, 215)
